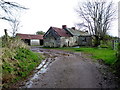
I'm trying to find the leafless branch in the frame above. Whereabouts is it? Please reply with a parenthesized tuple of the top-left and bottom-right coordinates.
(0, 0, 28, 36)
(76, 0, 116, 38)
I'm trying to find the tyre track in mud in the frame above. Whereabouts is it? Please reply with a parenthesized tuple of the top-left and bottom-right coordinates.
(19, 47, 119, 88)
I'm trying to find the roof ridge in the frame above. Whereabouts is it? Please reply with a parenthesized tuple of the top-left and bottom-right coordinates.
(16, 33, 43, 39)
(16, 33, 43, 36)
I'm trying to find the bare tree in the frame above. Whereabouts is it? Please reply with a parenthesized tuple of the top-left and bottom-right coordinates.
(10, 18, 20, 37)
(0, 0, 27, 37)
(76, 0, 116, 46)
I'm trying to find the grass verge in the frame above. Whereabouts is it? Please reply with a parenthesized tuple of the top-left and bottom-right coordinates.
(2, 48, 44, 88)
(44, 47, 117, 65)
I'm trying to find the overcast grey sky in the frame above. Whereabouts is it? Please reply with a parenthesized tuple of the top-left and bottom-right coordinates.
(0, 0, 119, 37)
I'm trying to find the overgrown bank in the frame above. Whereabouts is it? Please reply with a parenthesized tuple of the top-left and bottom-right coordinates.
(114, 43, 120, 78)
(1, 37, 44, 88)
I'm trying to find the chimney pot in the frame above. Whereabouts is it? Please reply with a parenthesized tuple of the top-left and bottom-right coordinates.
(72, 27, 75, 30)
(62, 25, 67, 29)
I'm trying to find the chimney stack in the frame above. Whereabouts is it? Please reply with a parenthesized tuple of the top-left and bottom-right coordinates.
(62, 25, 67, 29)
(72, 27, 75, 30)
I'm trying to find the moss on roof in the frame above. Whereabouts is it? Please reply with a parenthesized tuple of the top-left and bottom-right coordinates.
(66, 28, 89, 36)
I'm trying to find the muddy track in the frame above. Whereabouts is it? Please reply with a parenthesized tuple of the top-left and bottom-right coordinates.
(20, 47, 119, 88)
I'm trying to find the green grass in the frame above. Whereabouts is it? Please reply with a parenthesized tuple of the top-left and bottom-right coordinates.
(45, 47, 117, 65)
(2, 48, 44, 88)
(1, 37, 45, 88)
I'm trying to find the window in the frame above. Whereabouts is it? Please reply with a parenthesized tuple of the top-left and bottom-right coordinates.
(82, 37, 87, 42)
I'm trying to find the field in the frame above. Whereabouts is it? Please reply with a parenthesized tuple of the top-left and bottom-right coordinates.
(45, 47, 117, 65)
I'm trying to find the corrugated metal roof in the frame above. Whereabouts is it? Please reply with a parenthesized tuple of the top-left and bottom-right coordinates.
(52, 27, 72, 37)
(16, 33, 43, 39)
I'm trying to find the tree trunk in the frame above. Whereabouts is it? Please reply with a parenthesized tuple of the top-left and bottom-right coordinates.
(94, 35, 100, 47)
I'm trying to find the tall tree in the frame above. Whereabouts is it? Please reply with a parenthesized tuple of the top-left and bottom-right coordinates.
(76, 0, 116, 46)
(0, 0, 27, 37)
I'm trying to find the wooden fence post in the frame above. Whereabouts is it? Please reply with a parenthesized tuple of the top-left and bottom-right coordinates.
(4, 29, 8, 46)
(112, 40, 114, 50)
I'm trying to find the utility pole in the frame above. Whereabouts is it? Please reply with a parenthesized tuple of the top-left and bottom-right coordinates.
(117, 1, 120, 62)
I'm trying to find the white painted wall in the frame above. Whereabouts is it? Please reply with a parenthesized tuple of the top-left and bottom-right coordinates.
(31, 39, 40, 46)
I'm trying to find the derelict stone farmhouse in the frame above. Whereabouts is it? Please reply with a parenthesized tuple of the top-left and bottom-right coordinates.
(43, 25, 92, 47)
(16, 25, 92, 47)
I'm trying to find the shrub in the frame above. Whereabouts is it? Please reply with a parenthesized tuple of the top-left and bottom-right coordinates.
(1, 37, 44, 88)
(99, 40, 113, 49)
(115, 43, 120, 68)
(2, 36, 29, 49)
(117, 43, 120, 58)
(2, 47, 43, 88)
(99, 44, 109, 48)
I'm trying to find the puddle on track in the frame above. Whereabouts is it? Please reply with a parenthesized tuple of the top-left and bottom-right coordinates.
(21, 57, 57, 88)
(20, 48, 80, 88)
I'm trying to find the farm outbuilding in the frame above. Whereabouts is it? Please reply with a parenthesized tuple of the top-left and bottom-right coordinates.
(78, 35, 92, 46)
(16, 33, 43, 46)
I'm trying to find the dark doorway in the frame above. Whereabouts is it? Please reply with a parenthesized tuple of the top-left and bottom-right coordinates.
(23, 39, 30, 45)
(40, 40, 43, 45)
(68, 41, 69, 47)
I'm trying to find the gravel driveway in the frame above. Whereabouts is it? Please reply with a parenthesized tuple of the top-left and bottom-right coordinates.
(20, 47, 119, 88)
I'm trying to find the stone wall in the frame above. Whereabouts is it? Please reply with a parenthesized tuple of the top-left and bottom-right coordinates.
(44, 36, 61, 47)
(78, 36, 92, 46)
(44, 36, 78, 47)
(60, 36, 78, 47)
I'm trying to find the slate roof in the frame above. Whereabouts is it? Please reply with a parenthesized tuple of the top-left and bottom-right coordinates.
(44, 26, 90, 38)
(52, 27, 72, 37)
(16, 33, 43, 39)
(67, 28, 89, 36)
